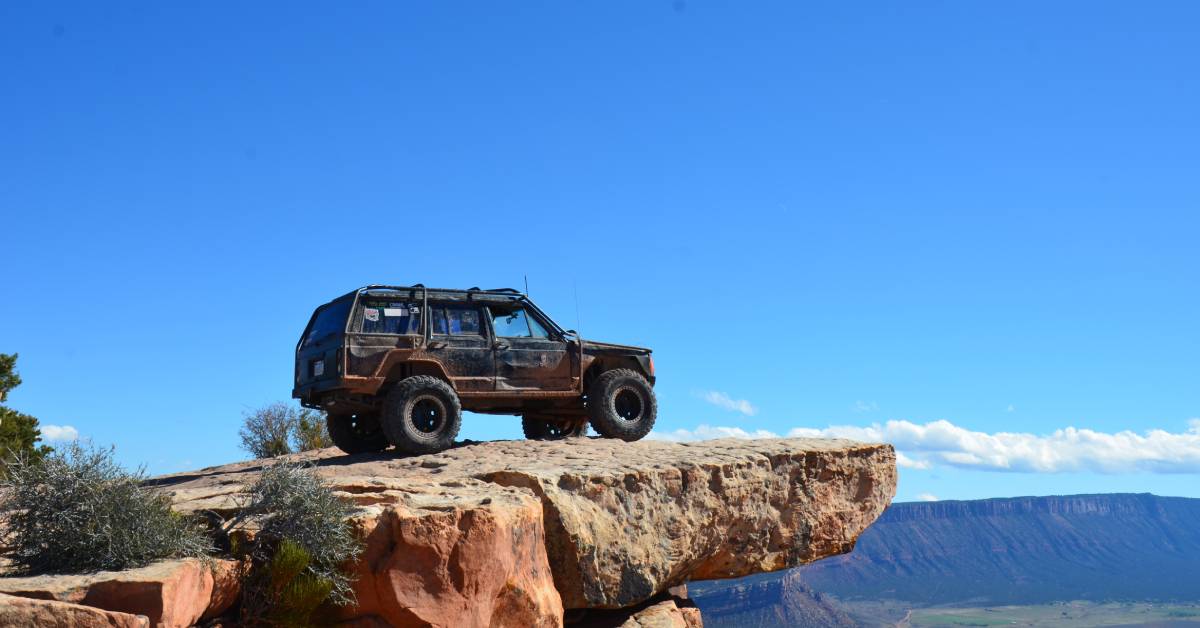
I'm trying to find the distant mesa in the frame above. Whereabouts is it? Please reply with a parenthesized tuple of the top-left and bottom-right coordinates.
(693, 493, 1200, 627)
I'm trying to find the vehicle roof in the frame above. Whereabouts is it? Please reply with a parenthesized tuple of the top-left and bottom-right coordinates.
(342, 284, 567, 333)
(351, 284, 529, 303)
(358, 284, 523, 295)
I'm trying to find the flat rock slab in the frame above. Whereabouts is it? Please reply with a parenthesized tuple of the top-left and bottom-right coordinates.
(0, 559, 238, 628)
(156, 437, 895, 622)
(0, 592, 150, 628)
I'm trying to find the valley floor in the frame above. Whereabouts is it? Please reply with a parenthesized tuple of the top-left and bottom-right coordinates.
(845, 601, 1200, 627)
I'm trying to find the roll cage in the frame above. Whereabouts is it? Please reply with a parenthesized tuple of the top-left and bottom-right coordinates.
(297, 284, 573, 351)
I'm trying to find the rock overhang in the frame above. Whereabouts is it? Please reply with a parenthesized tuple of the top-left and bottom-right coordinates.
(156, 436, 897, 623)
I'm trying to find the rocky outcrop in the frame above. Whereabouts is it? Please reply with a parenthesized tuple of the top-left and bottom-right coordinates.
(572, 589, 704, 628)
(618, 598, 703, 628)
(0, 559, 238, 628)
(342, 486, 563, 628)
(1, 437, 896, 627)
(0, 592, 150, 627)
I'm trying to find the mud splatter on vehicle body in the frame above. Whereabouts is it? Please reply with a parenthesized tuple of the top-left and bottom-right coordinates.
(294, 285, 656, 455)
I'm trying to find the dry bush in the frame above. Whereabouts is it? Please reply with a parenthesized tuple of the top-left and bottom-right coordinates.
(227, 461, 361, 625)
(239, 403, 331, 459)
(0, 442, 210, 575)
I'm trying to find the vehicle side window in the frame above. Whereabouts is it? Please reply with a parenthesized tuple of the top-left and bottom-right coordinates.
(432, 306, 482, 336)
(304, 298, 353, 347)
(357, 301, 420, 335)
(431, 308, 447, 335)
(527, 313, 550, 339)
(491, 308, 550, 339)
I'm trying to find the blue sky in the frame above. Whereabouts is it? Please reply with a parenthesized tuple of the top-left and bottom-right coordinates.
(2, 2, 1197, 502)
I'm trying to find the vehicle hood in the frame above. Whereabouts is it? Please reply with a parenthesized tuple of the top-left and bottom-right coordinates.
(580, 340, 652, 355)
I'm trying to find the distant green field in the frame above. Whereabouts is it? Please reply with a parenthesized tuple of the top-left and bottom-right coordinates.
(916, 614, 1011, 626)
(916, 614, 1012, 624)
(902, 602, 1200, 628)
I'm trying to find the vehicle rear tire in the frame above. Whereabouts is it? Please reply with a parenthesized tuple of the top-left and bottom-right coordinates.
(522, 415, 589, 440)
(587, 369, 656, 441)
(382, 375, 462, 455)
(327, 412, 389, 455)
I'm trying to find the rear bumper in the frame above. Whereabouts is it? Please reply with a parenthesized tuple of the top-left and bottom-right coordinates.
(293, 376, 346, 404)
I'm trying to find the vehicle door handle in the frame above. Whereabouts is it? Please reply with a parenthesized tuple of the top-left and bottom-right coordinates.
(428, 341, 447, 349)
(494, 342, 509, 350)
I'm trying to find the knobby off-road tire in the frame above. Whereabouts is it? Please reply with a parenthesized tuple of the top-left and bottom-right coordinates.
(587, 368, 657, 441)
(521, 415, 589, 440)
(326, 412, 389, 455)
(382, 375, 462, 455)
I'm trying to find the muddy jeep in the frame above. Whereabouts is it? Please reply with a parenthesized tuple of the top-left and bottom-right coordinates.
(293, 285, 656, 455)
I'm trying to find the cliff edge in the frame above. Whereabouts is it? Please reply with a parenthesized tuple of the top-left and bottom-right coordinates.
(1, 437, 896, 627)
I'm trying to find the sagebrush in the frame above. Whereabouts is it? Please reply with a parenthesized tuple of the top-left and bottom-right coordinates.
(0, 442, 211, 574)
(228, 461, 362, 625)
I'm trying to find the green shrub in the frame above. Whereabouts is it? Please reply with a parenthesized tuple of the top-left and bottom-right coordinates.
(240, 540, 336, 627)
(230, 462, 361, 626)
(0, 442, 211, 574)
(291, 410, 332, 453)
(239, 402, 331, 459)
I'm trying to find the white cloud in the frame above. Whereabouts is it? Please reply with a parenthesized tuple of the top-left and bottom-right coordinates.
(854, 400, 879, 413)
(40, 424, 80, 442)
(896, 451, 932, 470)
(648, 424, 779, 442)
(650, 418, 1200, 475)
(699, 391, 758, 416)
(786, 419, 1200, 474)
(916, 493, 940, 502)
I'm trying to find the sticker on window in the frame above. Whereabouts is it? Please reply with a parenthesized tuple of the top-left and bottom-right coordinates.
(363, 308, 380, 322)
(383, 308, 408, 317)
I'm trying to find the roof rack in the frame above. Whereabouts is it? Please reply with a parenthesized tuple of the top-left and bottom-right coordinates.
(359, 285, 524, 296)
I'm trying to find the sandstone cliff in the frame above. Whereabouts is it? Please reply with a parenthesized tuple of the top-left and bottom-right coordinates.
(0, 437, 896, 627)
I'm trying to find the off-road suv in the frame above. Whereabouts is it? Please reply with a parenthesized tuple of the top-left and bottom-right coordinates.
(293, 285, 656, 455)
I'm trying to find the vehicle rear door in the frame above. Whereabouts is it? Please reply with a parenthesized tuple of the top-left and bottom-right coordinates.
(488, 304, 572, 391)
(426, 303, 494, 391)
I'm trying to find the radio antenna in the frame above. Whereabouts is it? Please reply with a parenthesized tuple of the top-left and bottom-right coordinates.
(524, 274, 529, 296)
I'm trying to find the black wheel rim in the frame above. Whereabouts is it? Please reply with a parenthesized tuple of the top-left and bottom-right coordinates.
(410, 396, 446, 434)
(349, 414, 380, 438)
(614, 387, 643, 422)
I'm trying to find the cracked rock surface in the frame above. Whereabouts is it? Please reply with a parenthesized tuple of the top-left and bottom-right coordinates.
(154, 437, 896, 626)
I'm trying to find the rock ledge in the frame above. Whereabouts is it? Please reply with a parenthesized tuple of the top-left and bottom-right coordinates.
(3, 437, 896, 627)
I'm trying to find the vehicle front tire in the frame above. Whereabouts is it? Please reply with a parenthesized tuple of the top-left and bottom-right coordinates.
(587, 369, 657, 441)
(522, 415, 589, 440)
(382, 375, 463, 455)
(327, 412, 389, 455)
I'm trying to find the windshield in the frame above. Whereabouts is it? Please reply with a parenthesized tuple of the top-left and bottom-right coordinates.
(302, 298, 352, 348)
